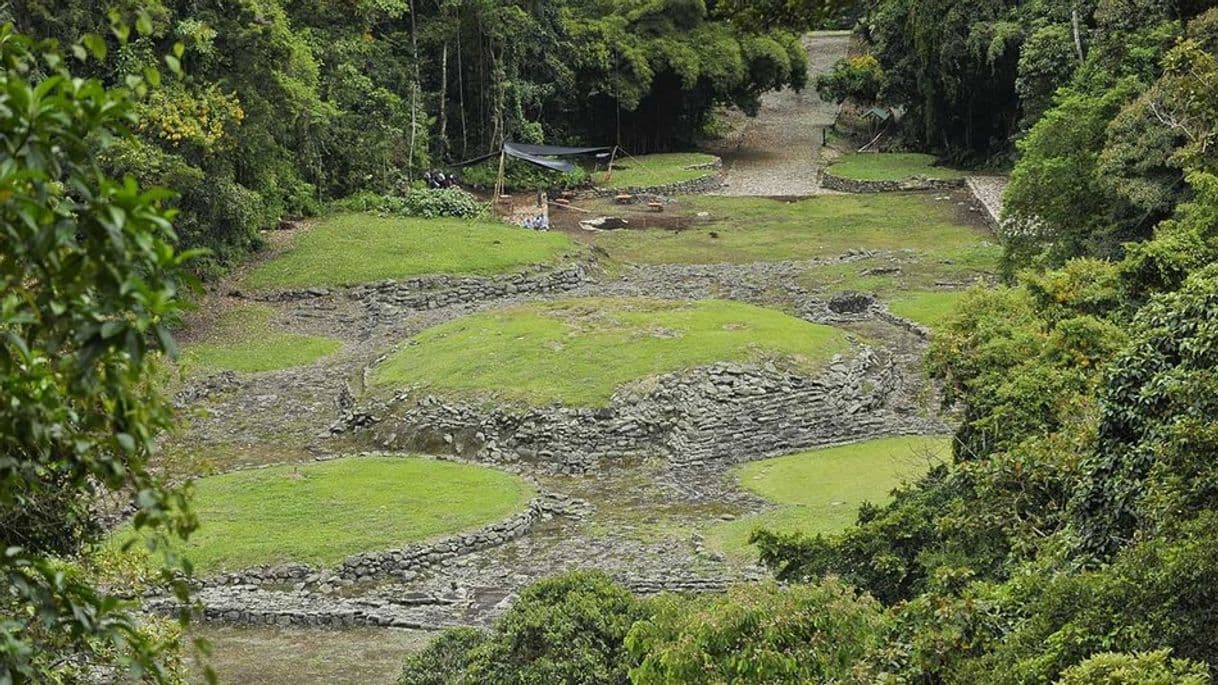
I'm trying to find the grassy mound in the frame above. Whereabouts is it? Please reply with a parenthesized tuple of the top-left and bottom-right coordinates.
(827, 153, 967, 182)
(244, 214, 577, 290)
(371, 298, 851, 406)
(888, 291, 968, 329)
(706, 436, 948, 561)
(598, 152, 719, 189)
(184, 304, 342, 373)
(587, 194, 987, 265)
(141, 456, 535, 573)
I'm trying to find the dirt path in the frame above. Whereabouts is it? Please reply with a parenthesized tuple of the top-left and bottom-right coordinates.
(707, 32, 850, 196)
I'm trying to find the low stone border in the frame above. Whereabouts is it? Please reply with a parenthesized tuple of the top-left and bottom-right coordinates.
(245, 261, 594, 313)
(875, 309, 932, 340)
(153, 570, 754, 630)
(343, 348, 942, 474)
(348, 261, 592, 312)
(820, 171, 966, 193)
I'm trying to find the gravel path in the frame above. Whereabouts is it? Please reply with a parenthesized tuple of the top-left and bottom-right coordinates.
(708, 32, 850, 197)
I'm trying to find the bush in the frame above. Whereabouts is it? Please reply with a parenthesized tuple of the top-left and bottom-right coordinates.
(399, 572, 651, 685)
(1058, 650, 1211, 685)
(335, 188, 485, 219)
(461, 159, 589, 192)
(626, 579, 885, 684)
(399, 628, 488, 685)
(816, 55, 887, 106)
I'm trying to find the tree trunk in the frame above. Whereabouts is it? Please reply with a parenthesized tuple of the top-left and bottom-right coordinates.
(457, 22, 468, 157)
(408, 0, 420, 180)
(439, 40, 449, 160)
(1071, 7, 1085, 62)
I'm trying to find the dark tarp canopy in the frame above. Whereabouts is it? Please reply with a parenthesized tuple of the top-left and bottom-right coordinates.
(454, 142, 612, 173)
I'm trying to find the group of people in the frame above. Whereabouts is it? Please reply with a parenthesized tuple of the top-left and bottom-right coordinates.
(422, 170, 458, 189)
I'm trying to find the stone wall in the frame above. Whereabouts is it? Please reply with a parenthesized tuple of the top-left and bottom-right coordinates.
(250, 262, 592, 314)
(345, 347, 941, 474)
(348, 262, 591, 313)
(965, 176, 1013, 235)
(819, 172, 966, 193)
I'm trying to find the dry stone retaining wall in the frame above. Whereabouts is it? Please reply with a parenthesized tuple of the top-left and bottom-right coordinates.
(251, 262, 592, 311)
(819, 172, 966, 193)
(346, 347, 939, 474)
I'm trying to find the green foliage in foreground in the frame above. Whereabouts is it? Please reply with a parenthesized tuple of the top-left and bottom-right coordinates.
(627, 579, 884, 684)
(401, 575, 885, 685)
(707, 436, 947, 560)
(1057, 649, 1210, 685)
(588, 194, 988, 265)
(130, 457, 534, 573)
(827, 153, 967, 182)
(0, 26, 196, 683)
(400, 572, 650, 685)
(754, 170, 1218, 682)
(597, 153, 720, 189)
(371, 298, 851, 406)
(183, 304, 341, 374)
(243, 214, 577, 290)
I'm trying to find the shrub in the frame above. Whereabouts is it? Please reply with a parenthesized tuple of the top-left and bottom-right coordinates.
(461, 159, 589, 192)
(399, 572, 651, 685)
(1058, 650, 1211, 685)
(398, 627, 488, 685)
(334, 188, 485, 219)
(816, 55, 887, 106)
(626, 579, 885, 684)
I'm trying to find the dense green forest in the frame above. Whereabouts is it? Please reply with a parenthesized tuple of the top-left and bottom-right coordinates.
(4, 0, 1218, 682)
(2, 0, 822, 272)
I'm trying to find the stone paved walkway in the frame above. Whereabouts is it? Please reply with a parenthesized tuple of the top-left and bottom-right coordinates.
(707, 32, 850, 197)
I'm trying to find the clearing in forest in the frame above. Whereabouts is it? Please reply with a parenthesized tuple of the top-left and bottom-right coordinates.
(370, 297, 852, 406)
(705, 435, 949, 560)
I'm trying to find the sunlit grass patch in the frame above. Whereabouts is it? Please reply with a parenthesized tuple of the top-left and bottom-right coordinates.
(706, 436, 948, 561)
(244, 213, 578, 289)
(828, 153, 967, 182)
(183, 304, 341, 373)
(888, 291, 969, 329)
(587, 194, 988, 265)
(370, 297, 851, 406)
(597, 152, 720, 189)
(115, 456, 535, 573)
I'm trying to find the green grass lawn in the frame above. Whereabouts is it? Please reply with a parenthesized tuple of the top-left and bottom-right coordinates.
(888, 291, 968, 329)
(183, 304, 342, 373)
(706, 435, 949, 561)
(587, 194, 988, 265)
(244, 213, 578, 290)
(597, 152, 719, 189)
(120, 456, 535, 573)
(371, 297, 851, 406)
(827, 153, 967, 182)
